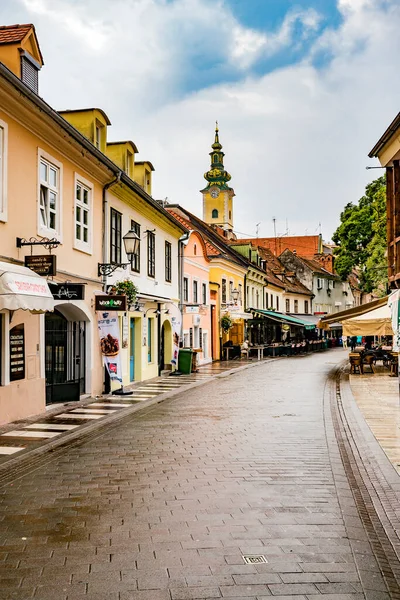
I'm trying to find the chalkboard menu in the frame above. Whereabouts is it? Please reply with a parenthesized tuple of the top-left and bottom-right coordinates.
(10, 324, 25, 381)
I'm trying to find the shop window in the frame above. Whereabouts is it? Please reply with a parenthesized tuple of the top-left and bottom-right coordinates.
(39, 153, 61, 236)
(74, 177, 92, 252)
(147, 231, 155, 278)
(110, 208, 122, 264)
(165, 241, 172, 282)
(130, 220, 140, 272)
(212, 209, 218, 219)
(0, 120, 8, 222)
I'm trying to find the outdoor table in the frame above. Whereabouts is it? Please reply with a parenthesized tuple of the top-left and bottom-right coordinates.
(252, 345, 264, 361)
(222, 346, 233, 361)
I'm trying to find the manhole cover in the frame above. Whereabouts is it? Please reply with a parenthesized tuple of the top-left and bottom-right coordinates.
(242, 555, 268, 564)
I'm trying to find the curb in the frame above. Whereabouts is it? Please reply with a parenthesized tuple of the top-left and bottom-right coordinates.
(0, 357, 277, 486)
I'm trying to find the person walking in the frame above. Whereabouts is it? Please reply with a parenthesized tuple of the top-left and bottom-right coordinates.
(350, 336, 357, 352)
(342, 335, 348, 348)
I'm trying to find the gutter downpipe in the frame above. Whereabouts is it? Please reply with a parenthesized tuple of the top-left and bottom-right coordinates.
(102, 172, 122, 292)
(178, 232, 190, 338)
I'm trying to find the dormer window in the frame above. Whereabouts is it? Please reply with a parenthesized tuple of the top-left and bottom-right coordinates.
(95, 124, 102, 150)
(21, 53, 39, 93)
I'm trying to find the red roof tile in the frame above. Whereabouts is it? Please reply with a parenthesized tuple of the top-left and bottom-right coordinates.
(0, 24, 33, 44)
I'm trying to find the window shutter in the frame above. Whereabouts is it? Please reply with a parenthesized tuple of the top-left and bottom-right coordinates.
(21, 57, 38, 93)
(199, 328, 203, 349)
(189, 328, 193, 348)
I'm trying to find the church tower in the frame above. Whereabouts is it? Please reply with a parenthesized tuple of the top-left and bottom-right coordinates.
(201, 123, 235, 236)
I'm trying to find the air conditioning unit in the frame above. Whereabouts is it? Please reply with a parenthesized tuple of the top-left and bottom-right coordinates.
(192, 314, 201, 326)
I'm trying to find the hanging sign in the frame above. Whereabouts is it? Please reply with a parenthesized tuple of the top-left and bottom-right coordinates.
(49, 282, 85, 300)
(9, 324, 25, 381)
(97, 312, 123, 384)
(25, 255, 56, 276)
(95, 295, 127, 312)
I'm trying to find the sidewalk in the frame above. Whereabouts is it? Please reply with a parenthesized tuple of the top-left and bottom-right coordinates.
(349, 363, 400, 474)
(0, 356, 270, 473)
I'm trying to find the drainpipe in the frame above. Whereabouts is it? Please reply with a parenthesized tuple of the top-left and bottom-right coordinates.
(157, 302, 162, 375)
(178, 232, 190, 340)
(102, 172, 122, 292)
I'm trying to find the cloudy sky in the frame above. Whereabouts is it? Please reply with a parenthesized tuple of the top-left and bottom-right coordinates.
(1, 0, 399, 239)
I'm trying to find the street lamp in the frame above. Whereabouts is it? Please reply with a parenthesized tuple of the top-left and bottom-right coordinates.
(98, 228, 140, 277)
(231, 288, 240, 305)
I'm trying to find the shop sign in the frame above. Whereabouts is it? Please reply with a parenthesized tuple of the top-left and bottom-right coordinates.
(50, 283, 85, 301)
(97, 313, 122, 384)
(95, 295, 127, 312)
(25, 255, 56, 276)
(9, 324, 25, 381)
(185, 305, 199, 314)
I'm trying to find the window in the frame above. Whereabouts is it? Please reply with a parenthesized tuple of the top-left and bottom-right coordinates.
(213, 154, 218, 163)
(147, 231, 155, 278)
(125, 150, 133, 176)
(202, 283, 207, 305)
(130, 220, 140, 272)
(199, 328, 203, 349)
(193, 280, 198, 303)
(189, 328, 193, 348)
(39, 156, 60, 234)
(21, 55, 38, 93)
(183, 277, 189, 302)
(147, 318, 152, 363)
(165, 241, 172, 282)
(212, 209, 218, 219)
(74, 178, 91, 251)
(304, 300, 309, 314)
(229, 211, 232, 220)
(193, 244, 197, 256)
(95, 124, 102, 149)
(238, 284, 242, 304)
(276, 296, 279, 312)
(294, 299, 299, 314)
(317, 278, 323, 289)
(0, 121, 7, 222)
(222, 279, 227, 304)
(286, 298, 290, 312)
(110, 208, 122, 264)
(229, 281, 233, 301)
(256, 290, 259, 308)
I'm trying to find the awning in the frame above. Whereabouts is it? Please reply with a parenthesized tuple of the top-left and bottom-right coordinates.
(342, 305, 393, 336)
(250, 309, 316, 330)
(319, 296, 388, 325)
(0, 261, 55, 313)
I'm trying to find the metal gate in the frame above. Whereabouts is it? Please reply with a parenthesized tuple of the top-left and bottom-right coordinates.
(45, 311, 86, 404)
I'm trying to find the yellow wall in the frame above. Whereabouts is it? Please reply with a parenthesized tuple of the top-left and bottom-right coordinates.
(59, 109, 110, 153)
(133, 162, 153, 196)
(106, 142, 136, 178)
(203, 188, 234, 229)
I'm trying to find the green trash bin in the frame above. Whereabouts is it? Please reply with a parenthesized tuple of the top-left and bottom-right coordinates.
(178, 348, 193, 374)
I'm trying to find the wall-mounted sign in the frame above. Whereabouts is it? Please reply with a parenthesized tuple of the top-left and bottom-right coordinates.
(25, 254, 56, 276)
(95, 295, 127, 312)
(9, 324, 25, 381)
(49, 282, 85, 301)
(185, 305, 199, 314)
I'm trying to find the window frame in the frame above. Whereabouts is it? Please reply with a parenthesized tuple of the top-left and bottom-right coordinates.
(147, 231, 156, 278)
(147, 318, 153, 363)
(193, 280, 198, 304)
(183, 277, 189, 302)
(37, 149, 63, 240)
(130, 220, 141, 273)
(0, 119, 8, 223)
(285, 298, 290, 313)
(202, 283, 207, 306)
(212, 208, 218, 219)
(294, 299, 299, 314)
(110, 207, 122, 265)
(74, 173, 93, 254)
(165, 240, 172, 283)
(304, 300, 309, 314)
(221, 278, 227, 304)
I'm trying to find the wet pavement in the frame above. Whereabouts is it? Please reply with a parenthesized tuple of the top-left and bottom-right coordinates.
(0, 350, 399, 599)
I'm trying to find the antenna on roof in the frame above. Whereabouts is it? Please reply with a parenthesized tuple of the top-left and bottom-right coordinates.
(256, 222, 261, 237)
(273, 217, 277, 255)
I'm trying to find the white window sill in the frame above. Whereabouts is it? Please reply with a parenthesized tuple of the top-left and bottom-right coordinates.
(73, 242, 92, 256)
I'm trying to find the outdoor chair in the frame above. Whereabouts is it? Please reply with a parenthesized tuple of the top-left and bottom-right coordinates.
(349, 354, 363, 374)
(363, 354, 374, 373)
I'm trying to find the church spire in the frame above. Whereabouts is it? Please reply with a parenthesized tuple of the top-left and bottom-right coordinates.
(201, 122, 232, 192)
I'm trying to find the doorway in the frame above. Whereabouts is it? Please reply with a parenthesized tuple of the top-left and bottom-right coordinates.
(45, 310, 86, 404)
(130, 318, 135, 381)
(160, 320, 172, 371)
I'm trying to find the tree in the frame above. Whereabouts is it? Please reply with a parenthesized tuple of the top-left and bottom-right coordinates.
(332, 176, 387, 295)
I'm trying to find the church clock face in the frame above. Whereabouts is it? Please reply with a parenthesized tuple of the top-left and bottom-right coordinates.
(210, 188, 219, 199)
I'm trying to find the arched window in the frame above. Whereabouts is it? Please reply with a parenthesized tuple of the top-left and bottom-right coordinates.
(212, 209, 218, 219)
(213, 154, 218, 163)
(193, 244, 197, 256)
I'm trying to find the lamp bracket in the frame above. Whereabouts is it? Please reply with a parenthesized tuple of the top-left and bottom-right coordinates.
(98, 263, 129, 277)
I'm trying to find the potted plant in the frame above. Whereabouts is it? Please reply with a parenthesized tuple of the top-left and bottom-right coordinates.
(221, 314, 233, 333)
(111, 279, 139, 309)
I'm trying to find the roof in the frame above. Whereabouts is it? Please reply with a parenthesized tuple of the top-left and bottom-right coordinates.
(0, 23, 44, 64)
(59, 108, 112, 126)
(237, 235, 322, 258)
(107, 140, 139, 153)
(135, 161, 155, 171)
(0, 63, 186, 235)
(166, 206, 247, 266)
(369, 112, 400, 158)
(0, 23, 33, 44)
(256, 245, 313, 296)
(281, 250, 337, 278)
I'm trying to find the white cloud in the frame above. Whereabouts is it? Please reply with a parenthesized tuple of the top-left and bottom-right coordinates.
(1, 0, 399, 240)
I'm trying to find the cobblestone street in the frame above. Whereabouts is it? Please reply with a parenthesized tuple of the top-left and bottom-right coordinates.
(0, 350, 399, 599)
